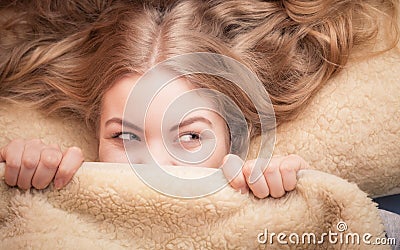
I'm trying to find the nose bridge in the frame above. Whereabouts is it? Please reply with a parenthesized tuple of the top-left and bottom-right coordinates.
(144, 139, 177, 166)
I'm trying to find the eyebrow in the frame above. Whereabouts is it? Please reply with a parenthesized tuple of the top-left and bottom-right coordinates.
(169, 116, 212, 132)
(105, 116, 212, 132)
(105, 117, 143, 132)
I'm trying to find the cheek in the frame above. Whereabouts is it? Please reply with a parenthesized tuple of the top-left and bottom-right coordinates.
(200, 130, 230, 168)
(216, 122, 230, 154)
(98, 140, 128, 163)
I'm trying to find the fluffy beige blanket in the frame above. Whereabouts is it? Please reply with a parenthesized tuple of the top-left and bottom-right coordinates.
(0, 163, 389, 249)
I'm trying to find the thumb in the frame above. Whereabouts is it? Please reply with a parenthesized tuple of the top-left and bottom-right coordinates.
(0, 147, 5, 162)
(221, 154, 248, 193)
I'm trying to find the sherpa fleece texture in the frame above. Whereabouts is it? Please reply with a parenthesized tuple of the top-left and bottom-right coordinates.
(0, 163, 389, 249)
(271, 46, 400, 197)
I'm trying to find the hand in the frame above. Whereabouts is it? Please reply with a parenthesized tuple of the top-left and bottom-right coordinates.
(0, 139, 84, 190)
(222, 154, 308, 198)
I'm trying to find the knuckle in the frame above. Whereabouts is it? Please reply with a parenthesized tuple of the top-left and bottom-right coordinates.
(10, 139, 24, 145)
(28, 139, 43, 145)
(49, 144, 60, 150)
(279, 161, 293, 173)
(69, 147, 84, 160)
(6, 159, 21, 170)
(287, 154, 301, 162)
(41, 149, 62, 169)
(69, 146, 82, 154)
(21, 157, 38, 169)
(7, 139, 24, 150)
(264, 165, 276, 175)
(242, 162, 255, 176)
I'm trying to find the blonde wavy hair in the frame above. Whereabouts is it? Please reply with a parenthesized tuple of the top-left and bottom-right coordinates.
(0, 0, 398, 137)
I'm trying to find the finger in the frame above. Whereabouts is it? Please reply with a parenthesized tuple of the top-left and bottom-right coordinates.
(31, 146, 63, 189)
(54, 147, 84, 189)
(264, 160, 285, 198)
(48, 144, 61, 150)
(0, 147, 5, 162)
(280, 154, 308, 191)
(243, 159, 269, 198)
(221, 154, 248, 193)
(17, 139, 45, 190)
(3, 139, 25, 186)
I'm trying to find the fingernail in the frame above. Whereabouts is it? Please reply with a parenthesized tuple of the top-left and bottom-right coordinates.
(54, 178, 64, 189)
(249, 159, 268, 184)
(222, 154, 243, 182)
(240, 186, 249, 194)
(249, 165, 262, 184)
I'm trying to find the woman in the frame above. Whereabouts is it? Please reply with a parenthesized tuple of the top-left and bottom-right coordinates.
(0, 1, 309, 198)
(0, 0, 397, 197)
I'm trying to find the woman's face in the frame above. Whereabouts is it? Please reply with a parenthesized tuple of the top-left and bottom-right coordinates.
(98, 74, 230, 168)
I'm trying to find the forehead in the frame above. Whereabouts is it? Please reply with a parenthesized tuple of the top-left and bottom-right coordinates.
(101, 74, 215, 121)
(101, 75, 138, 119)
(103, 74, 195, 105)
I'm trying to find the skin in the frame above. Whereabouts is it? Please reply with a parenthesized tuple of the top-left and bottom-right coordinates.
(0, 140, 83, 190)
(0, 74, 308, 198)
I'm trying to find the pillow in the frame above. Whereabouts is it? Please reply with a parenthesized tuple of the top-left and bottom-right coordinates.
(271, 46, 400, 197)
(0, 103, 98, 162)
(250, 11, 400, 197)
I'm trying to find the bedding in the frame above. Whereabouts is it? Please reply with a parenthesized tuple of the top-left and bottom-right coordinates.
(0, 162, 390, 249)
(270, 46, 400, 197)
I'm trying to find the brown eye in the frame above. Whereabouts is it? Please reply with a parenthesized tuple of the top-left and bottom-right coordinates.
(179, 133, 200, 142)
(176, 132, 202, 150)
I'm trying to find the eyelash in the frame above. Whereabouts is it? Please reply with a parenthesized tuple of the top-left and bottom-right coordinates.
(176, 131, 201, 143)
(111, 132, 141, 141)
(111, 131, 201, 144)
